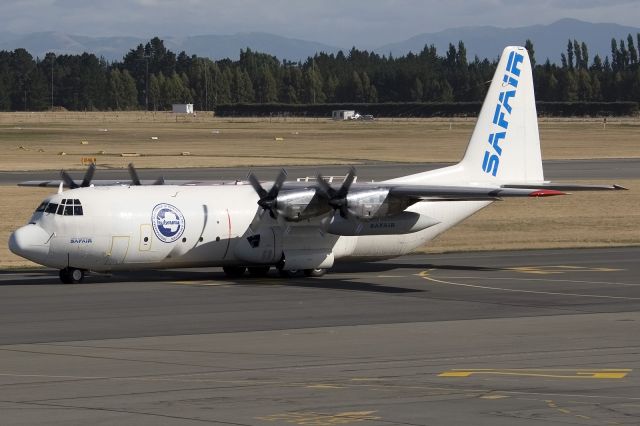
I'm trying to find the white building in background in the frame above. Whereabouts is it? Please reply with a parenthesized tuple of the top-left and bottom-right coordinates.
(332, 110, 355, 120)
(172, 103, 194, 114)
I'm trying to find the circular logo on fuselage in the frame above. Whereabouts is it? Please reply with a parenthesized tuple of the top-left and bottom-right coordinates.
(152, 203, 185, 243)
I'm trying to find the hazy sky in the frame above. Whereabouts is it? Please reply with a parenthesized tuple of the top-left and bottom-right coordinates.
(2, 0, 639, 47)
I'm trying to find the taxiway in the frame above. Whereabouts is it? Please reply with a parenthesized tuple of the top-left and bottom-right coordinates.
(1, 158, 639, 185)
(0, 247, 638, 425)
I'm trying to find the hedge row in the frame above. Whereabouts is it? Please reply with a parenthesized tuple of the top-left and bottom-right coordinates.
(214, 102, 639, 118)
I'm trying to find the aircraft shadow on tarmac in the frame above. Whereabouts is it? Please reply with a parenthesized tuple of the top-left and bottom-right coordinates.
(0, 264, 438, 293)
(0, 262, 504, 291)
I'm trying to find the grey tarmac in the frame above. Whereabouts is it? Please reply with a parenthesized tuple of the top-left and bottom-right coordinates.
(1, 158, 639, 184)
(0, 247, 639, 425)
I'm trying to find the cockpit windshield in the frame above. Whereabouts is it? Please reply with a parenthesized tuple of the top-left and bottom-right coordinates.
(37, 199, 83, 216)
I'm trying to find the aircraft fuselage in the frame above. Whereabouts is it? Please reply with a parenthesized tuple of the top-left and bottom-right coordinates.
(10, 184, 488, 272)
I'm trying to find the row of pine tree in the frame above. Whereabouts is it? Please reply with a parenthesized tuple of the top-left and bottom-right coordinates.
(1, 36, 640, 111)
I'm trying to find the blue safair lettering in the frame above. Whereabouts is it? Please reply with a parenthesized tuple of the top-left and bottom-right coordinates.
(482, 51, 524, 177)
(70, 237, 93, 244)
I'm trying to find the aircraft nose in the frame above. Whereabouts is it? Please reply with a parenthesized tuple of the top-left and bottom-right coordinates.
(9, 224, 50, 260)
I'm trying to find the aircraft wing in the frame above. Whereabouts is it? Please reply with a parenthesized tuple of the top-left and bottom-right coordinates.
(385, 185, 566, 201)
(501, 183, 627, 191)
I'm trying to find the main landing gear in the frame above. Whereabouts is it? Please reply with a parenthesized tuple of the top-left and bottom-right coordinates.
(278, 267, 327, 278)
(222, 265, 328, 279)
(222, 266, 247, 278)
(59, 267, 85, 284)
(304, 268, 327, 277)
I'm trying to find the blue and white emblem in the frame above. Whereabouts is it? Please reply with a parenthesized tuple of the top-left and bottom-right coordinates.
(152, 203, 185, 243)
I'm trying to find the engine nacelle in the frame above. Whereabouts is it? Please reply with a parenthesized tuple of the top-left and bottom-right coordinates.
(234, 226, 283, 264)
(345, 189, 412, 219)
(327, 211, 439, 236)
(276, 189, 331, 221)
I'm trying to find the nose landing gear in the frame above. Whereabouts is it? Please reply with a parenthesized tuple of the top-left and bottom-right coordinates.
(59, 267, 85, 284)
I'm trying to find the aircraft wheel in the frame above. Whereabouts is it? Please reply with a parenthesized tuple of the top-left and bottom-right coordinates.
(278, 268, 299, 278)
(248, 266, 270, 277)
(304, 268, 327, 277)
(223, 266, 247, 278)
(59, 268, 84, 284)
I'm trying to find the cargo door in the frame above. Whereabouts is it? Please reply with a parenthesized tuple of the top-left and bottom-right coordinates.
(106, 236, 130, 265)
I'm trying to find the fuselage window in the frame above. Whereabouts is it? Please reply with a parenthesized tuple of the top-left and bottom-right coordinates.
(35, 202, 47, 213)
(64, 205, 74, 215)
(56, 204, 65, 215)
(73, 205, 83, 216)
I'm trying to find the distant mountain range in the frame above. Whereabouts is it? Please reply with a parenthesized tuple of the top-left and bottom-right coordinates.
(1, 19, 638, 63)
(376, 19, 640, 63)
(0, 31, 341, 63)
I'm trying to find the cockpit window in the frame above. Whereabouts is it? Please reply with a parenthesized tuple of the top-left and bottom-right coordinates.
(45, 203, 58, 214)
(40, 200, 83, 216)
(38, 199, 84, 216)
(61, 199, 84, 216)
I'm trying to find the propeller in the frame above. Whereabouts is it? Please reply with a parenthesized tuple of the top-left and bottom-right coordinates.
(60, 163, 96, 189)
(128, 163, 141, 185)
(316, 167, 357, 218)
(247, 169, 288, 218)
(128, 163, 165, 185)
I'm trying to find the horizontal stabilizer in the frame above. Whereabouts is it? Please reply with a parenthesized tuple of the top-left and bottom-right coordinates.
(502, 183, 628, 191)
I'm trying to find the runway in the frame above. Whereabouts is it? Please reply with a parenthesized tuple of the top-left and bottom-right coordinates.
(1, 247, 639, 425)
(1, 158, 639, 184)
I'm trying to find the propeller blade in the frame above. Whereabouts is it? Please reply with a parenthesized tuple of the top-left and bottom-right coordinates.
(315, 172, 335, 198)
(266, 169, 287, 199)
(247, 172, 267, 198)
(316, 167, 357, 218)
(60, 170, 78, 189)
(80, 163, 96, 187)
(336, 166, 356, 198)
(128, 163, 141, 185)
(339, 204, 349, 218)
(248, 170, 288, 218)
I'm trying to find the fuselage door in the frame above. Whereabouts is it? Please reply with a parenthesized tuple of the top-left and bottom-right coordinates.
(106, 236, 130, 264)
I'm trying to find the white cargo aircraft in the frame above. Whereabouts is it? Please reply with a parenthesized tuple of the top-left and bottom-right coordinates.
(9, 47, 624, 283)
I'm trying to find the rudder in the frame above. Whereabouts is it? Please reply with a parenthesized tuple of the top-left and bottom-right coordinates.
(461, 46, 543, 184)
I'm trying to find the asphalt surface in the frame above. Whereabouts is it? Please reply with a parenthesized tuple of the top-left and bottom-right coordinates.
(1, 247, 639, 425)
(1, 158, 639, 184)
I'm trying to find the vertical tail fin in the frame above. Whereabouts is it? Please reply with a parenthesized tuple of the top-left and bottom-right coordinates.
(387, 46, 543, 185)
(461, 46, 543, 183)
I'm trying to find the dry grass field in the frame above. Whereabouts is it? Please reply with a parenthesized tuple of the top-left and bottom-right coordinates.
(0, 112, 638, 268)
(0, 112, 638, 171)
